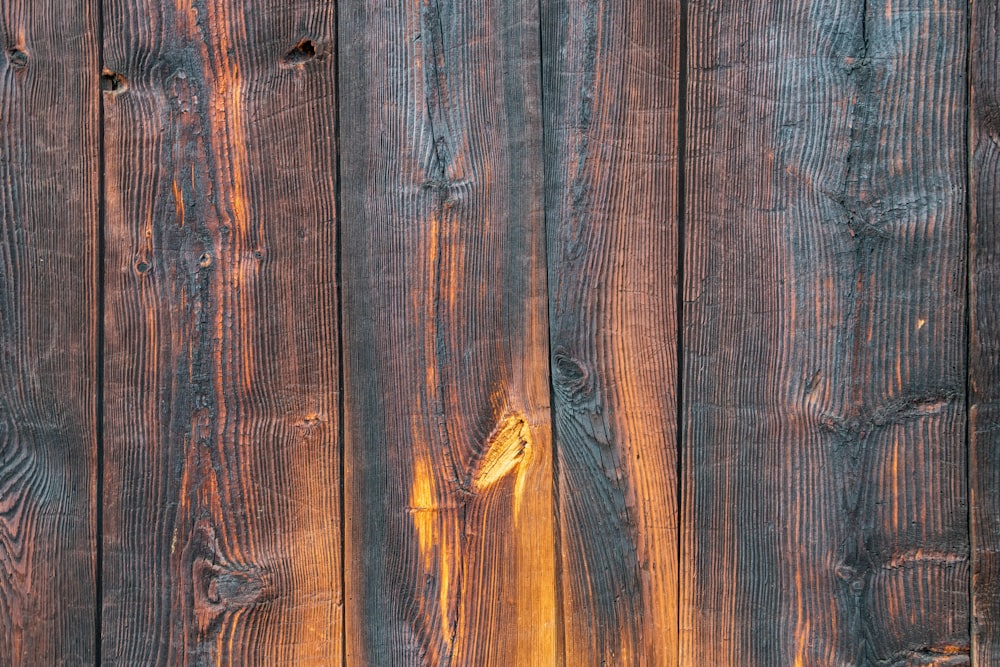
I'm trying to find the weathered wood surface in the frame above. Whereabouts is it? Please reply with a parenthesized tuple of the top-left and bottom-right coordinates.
(338, 0, 557, 663)
(101, 1, 342, 663)
(541, 0, 681, 663)
(681, 0, 970, 664)
(971, 0, 1000, 662)
(4, 0, 999, 664)
(0, 1, 100, 664)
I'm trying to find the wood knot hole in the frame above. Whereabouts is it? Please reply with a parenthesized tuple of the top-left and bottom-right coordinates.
(186, 521, 274, 633)
(7, 49, 27, 69)
(101, 69, 127, 94)
(282, 39, 316, 67)
(552, 349, 592, 400)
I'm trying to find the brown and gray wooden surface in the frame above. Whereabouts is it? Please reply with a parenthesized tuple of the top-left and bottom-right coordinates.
(0, 0, 991, 664)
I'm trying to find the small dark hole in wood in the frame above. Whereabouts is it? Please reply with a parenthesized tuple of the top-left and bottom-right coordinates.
(282, 39, 316, 67)
(8, 49, 27, 68)
(101, 69, 127, 94)
(136, 261, 150, 274)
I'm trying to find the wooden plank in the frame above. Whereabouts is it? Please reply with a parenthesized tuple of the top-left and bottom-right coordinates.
(0, 2, 99, 664)
(101, 2, 341, 663)
(338, 1, 557, 663)
(970, 0, 1000, 661)
(540, 0, 680, 663)
(681, 1, 969, 664)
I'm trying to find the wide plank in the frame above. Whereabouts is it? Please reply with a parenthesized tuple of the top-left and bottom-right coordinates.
(101, 1, 341, 663)
(681, 1, 970, 663)
(541, 0, 681, 663)
(0, 2, 100, 664)
(339, 0, 557, 663)
(970, 0, 1000, 661)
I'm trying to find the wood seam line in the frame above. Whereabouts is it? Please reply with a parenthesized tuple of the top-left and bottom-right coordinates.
(333, 1, 347, 663)
(535, 0, 567, 661)
(966, 0, 974, 658)
(676, 0, 689, 662)
(95, 0, 107, 661)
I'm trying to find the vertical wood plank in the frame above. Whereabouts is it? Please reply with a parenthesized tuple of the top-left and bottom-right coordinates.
(339, 1, 557, 664)
(682, 1, 970, 664)
(541, 0, 680, 663)
(101, 1, 341, 663)
(0, 2, 99, 664)
(970, 0, 1000, 661)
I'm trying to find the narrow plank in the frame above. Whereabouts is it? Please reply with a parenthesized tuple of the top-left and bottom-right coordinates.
(682, 1, 969, 664)
(970, 0, 1000, 661)
(339, 1, 557, 663)
(101, 1, 341, 663)
(0, 2, 99, 664)
(540, 0, 680, 663)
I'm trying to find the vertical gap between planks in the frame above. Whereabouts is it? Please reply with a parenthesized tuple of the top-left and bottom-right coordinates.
(333, 1, 347, 663)
(965, 0, 974, 658)
(535, 0, 566, 662)
(675, 0, 688, 661)
(94, 0, 106, 661)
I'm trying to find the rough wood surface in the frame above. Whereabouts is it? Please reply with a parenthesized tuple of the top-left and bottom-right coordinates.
(3, 1, 997, 663)
(541, 0, 680, 663)
(681, 1, 970, 664)
(0, 2, 100, 664)
(338, 0, 557, 663)
(971, 0, 1000, 662)
(101, 1, 341, 663)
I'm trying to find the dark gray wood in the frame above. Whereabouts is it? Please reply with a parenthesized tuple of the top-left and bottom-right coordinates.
(971, 0, 1000, 661)
(682, 0, 970, 663)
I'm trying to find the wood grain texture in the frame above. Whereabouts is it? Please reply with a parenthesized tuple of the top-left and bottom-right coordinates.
(0, 2, 99, 664)
(970, 0, 1000, 662)
(338, 0, 557, 664)
(101, 1, 341, 663)
(681, 1, 970, 664)
(540, 0, 680, 663)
